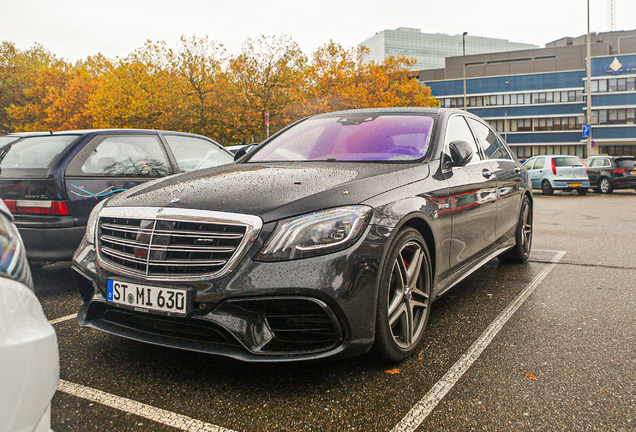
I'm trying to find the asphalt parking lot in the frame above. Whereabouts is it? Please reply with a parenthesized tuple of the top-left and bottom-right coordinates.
(36, 190, 636, 432)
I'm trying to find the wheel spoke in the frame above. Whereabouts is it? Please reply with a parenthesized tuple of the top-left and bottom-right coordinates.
(403, 303, 413, 345)
(411, 286, 429, 300)
(406, 247, 423, 288)
(389, 301, 407, 327)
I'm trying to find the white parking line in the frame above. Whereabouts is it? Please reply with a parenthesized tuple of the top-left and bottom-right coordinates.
(391, 250, 567, 432)
(57, 380, 236, 432)
(49, 314, 76, 325)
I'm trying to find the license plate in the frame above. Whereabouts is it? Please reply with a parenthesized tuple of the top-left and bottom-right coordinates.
(631, 171, 636, 175)
(568, 183, 582, 187)
(107, 279, 189, 316)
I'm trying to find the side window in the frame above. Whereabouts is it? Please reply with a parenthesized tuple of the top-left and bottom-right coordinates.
(163, 135, 233, 172)
(534, 158, 546, 170)
(590, 158, 604, 167)
(467, 118, 510, 160)
(523, 159, 535, 170)
(66, 135, 171, 177)
(445, 116, 481, 162)
(603, 159, 611, 167)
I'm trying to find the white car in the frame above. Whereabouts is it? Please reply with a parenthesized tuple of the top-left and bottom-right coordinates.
(0, 200, 59, 432)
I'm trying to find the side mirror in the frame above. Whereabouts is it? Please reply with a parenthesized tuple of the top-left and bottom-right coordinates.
(234, 144, 255, 161)
(447, 140, 473, 168)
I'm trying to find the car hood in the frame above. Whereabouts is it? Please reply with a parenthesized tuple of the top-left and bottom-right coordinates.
(106, 162, 430, 223)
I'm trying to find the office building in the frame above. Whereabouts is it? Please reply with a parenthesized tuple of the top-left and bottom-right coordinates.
(360, 27, 537, 71)
(420, 30, 636, 158)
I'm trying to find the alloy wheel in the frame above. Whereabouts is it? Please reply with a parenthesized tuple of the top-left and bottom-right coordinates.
(521, 201, 532, 256)
(386, 241, 430, 350)
(600, 178, 611, 194)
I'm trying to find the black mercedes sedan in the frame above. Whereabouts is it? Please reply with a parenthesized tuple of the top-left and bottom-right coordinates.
(72, 108, 533, 363)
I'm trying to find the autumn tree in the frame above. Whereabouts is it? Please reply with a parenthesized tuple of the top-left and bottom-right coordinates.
(86, 40, 182, 130)
(227, 35, 308, 142)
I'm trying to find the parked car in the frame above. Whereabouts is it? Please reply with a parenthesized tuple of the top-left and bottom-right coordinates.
(0, 130, 234, 263)
(0, 199, 59, 432)
(523, 155, 590, 195)
(584, 155, 636, 194)
(72, 108, 533, 363)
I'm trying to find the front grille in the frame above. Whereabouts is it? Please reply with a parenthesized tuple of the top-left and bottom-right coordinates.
(96, 207, 262, 280)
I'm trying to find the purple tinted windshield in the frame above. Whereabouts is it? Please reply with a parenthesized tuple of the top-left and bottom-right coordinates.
(249, 114, 435, 162)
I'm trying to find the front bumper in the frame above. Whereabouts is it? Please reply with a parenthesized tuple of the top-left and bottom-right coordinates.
(73, 224, 392, 362)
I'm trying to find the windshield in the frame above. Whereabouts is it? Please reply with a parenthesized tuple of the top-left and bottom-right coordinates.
(554, 156, 583, 167)
(248, 114, 435, 162)
(0, 136, 20, 147)
(0, 135, 79, 170)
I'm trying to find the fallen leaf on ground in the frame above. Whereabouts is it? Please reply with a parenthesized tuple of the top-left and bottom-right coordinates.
(385, 368, 401, 375)
(520, 369, 537, 380)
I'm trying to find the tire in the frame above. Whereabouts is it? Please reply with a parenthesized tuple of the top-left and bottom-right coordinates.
(599, 177, 613, 194)
(373, 228, 432, 363)
(577, 188, 589, 196)
(498, 196, 532, 264)
(541, 180, 554, 196)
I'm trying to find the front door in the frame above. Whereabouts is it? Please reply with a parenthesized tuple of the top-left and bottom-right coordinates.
(442, 115, 498, 274)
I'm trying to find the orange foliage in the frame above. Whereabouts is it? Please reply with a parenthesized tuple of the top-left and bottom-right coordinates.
(0, 37, 437, 143)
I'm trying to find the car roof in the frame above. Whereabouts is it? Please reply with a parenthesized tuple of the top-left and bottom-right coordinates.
(2, 129, 214, 138)
(310, 107, 448, 118)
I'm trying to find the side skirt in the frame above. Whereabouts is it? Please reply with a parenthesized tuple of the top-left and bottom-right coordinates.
(432, 238, 515, 300)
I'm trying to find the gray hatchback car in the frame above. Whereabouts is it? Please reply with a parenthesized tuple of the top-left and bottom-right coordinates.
(523, 155, 590, 195)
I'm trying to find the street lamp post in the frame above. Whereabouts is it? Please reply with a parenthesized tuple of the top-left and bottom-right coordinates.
(586, 0, 596, 156)
(463, 32, 468, 110)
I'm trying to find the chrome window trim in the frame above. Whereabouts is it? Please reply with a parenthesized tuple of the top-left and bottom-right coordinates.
(96, 207, 263, 282)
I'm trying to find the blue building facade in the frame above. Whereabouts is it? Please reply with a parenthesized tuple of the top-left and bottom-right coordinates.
(419, 30, 636, 158)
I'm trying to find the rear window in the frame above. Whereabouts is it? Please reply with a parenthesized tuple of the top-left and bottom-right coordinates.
(0, 135, 79, 170)
(616, 158, 636, 168)
(553, 157, 583, 167)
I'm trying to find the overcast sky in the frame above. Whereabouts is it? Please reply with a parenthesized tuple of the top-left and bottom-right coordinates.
(2, 0, 635, 62)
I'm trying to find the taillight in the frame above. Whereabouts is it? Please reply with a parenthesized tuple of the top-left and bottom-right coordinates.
(613, 168, 629, 174)
(2, 199, 70, 216)
(551, 158, 557, 175)
(580, 158, 588, 174)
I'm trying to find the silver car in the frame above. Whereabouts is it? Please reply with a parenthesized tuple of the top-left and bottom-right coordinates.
(523, 155, 590, 195)
(0, 200, 59, 432)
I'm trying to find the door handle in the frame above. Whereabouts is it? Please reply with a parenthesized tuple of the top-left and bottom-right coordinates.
(482, 169, 494, 178)
(514, 167, 521, 174)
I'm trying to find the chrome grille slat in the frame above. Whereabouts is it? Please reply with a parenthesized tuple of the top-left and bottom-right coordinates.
(148, 260, 227, 267)
(96, 207, 263, 281)
(100, 235, 236, 252)
(101, 247, 148, 265)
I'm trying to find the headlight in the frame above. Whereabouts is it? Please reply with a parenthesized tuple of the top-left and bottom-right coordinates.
(85, 198, 109, 244)
(255, 206, 372, 261)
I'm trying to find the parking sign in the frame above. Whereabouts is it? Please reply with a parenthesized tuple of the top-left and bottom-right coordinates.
(582, 124, 591, 138)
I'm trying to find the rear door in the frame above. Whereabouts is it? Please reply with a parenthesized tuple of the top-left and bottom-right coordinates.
(64, 133, 174, 227)
(467, 118, 523, 244)
(587, 158, 606, 185)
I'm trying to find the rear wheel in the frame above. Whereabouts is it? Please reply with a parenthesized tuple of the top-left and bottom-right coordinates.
(541, 180, 554, 196)
(499, 196, 532, 264)
(373, 228, 432, 363)
(599, 177, 613, 194)
(577, 188, 589, 196)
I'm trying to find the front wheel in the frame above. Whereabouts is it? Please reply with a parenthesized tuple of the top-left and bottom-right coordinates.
(373, 228, 432, 363)
(541, 180, 554, 196)
(499, 196, 532, 264)
(577, 188, 589, 196)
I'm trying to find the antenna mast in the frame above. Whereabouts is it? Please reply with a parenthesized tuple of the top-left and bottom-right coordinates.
(608, 0, 616, 31)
